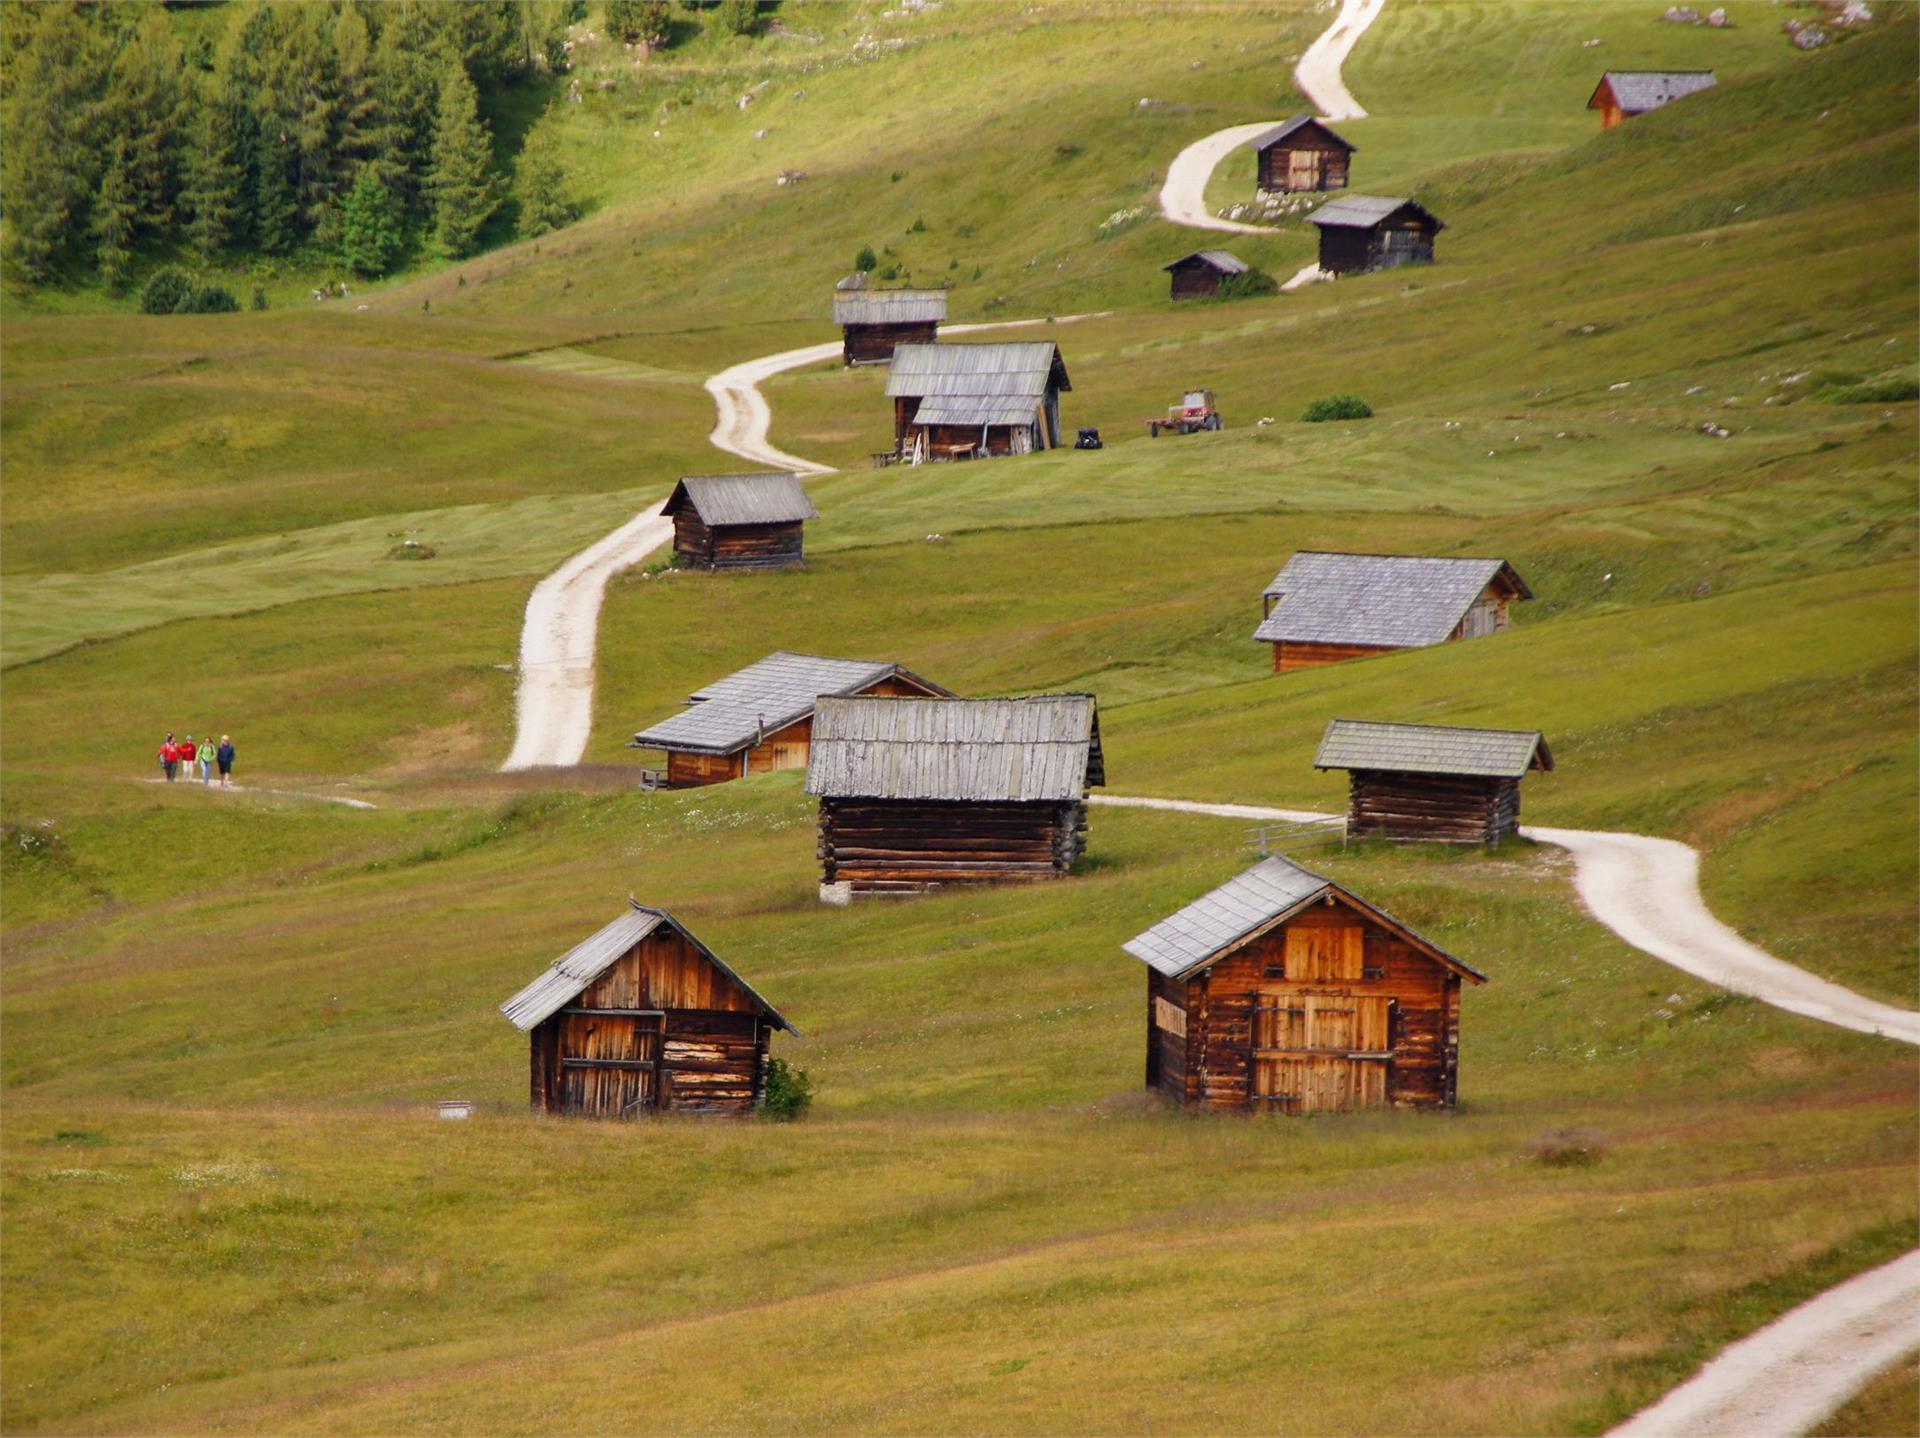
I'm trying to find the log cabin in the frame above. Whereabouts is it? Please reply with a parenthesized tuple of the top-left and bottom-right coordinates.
(1308, 194, 1444, 276)
(1246, 114, 1355, 193)
(1163, 250, 1248, 301)
(1125, 856, 1486, 1114)
(662, 473, 818, 572)
(1253, 551, 1532, 672)
(806, 693, 1104, 896)
(885, 342, 1071, 464)
(832, 278, 947, 365)
(501, 900, 797, 1118)
(630, 650, 951, 789)
(1315, 718, 1554, 845)
(1586, 70, 1716, 129)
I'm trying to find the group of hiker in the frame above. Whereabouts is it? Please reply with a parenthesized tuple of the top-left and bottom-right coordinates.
(157, 732, 235, 787)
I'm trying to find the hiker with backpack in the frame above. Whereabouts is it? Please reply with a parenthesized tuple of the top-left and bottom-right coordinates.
(158, 733, 178, 782)
(197, 732, 215, 784)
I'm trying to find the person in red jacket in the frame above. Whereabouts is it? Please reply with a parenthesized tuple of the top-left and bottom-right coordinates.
(179, 735, 198, 779)
(158, 733, 179, 782)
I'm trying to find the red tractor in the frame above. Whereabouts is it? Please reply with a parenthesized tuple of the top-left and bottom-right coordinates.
(1147, 388, 1224, 437)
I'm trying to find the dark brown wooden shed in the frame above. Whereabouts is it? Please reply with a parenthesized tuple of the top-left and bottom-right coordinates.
(1308, 194, 1444, 276)
(1586, 70, 1716, 129)
(1315, 719, 1553, 845)
(1246, 115, 1356, 193)
(662, 473, 818, 572)
(630, 650, 951, 789)
(1125, 856, 1486, 1114)
(1163, 250, 1248, 301)
(1253, 551, 1532, 672)
(885, 342, 1071, 463)
(501, 900, 796, 1118)
(806, 693, 1104, 896)
(832, 277, 947, 365)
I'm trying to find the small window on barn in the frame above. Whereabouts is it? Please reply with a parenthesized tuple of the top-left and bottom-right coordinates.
(1264, 962, 1286, 979)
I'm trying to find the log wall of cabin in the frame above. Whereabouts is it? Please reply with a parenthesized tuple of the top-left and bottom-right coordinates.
(1347, 772, 1522, 845)
(1317, 220, 1437, 276)
(819, 797, 1088, 892)
(666, 749, 744, 788)
(1257, 138, 1352, 192)
(843, 320, 939, 365)
(1168, 263, 1224, 301)
(1272, 639, 1400, 672)
(707, 521, 805, 572)
(744, 717, 814, 776)
(1166, 903, 1464, 1113)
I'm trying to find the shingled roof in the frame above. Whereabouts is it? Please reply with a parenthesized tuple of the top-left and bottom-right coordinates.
(1123, 856, 1485, 982)
(631, 651, 948, 757)
(662, 473, 818, 528)
(832, 288, 949, 326)
(1244, 114, 1357, 153)
(1589, 70, 1717, 115)
(806, 694, 1104, 802)
(500, 900, 795, 1033)
(886, 342, 1072, 401)
(1253, 551, 1530, 649)
(1163, 249, 1249, 276)
(1308, 194, 1444, 232)
(1315, 719, 1553, 779)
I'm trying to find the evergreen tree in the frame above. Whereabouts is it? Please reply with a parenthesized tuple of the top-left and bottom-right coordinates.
(253, 143, 298, 254)
(339, 166, 401, 276)
(372, 2, 448, 215)
(332, 4, 382, 179)
(181, 88, 245, 259)
(516, 123, 571, 238)
(1, 4, 112, 280)
(256, 4, 340, 234)
(92, 138, 138, 291)
(428, 63, 497, 258)
(715, 0, 757, 37)
(105, 7, 189, 234)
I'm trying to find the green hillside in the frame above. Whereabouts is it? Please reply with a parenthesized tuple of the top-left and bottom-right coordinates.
(2, 2, 1915, 1433)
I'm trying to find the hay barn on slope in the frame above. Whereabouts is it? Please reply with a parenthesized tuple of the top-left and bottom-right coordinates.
(630, 651, 950, 788)
(1315, 719, 1553, 846)
(807, 693, 1104, 895)
(1253, 551, 1532, 672)
(833, 279, 947, 364)
(1246, 115, 1356, 193)
(663, 473, 818, 572)
(1164, 250, 1248, 301)
(1309, 195, 1444, 275)
(1586, 70, 1716, 129)
(1125, 857, 1486, 1114)
(885, 342, 1071, 463)
(501, 901, 796, 1118)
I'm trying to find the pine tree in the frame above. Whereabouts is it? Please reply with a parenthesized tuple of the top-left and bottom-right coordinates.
(428, 62, 497, 258)
(516, 124, 570, 238)
(92, 138, 138, 292)
(715, 0, 757, 37)
(256, 4, 340, 235)
(339, 166, 400, 276)
(182, 89, 245, 259)
(332, 4, 382, 178)
(372, 2, 448, 216)
(253, 143, 298, 254)
(106, 7, 189, 234)
(1, 5, 112, 280)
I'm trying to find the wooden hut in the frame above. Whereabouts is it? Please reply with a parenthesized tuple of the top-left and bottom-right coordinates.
(1125, 856, 1486, 1114)
(1308, 195, 1444, 276)
(885, 342, 1071, 464)
(833, 278, 947, 365)
(662, 473, 818, 572)
(806, 693, 1104, 895)
(1164, 250, 1248, 301)
(630, 650, 950, 789)
(1246, 115, 1356, 193)
(1315, 719, 1553, 845)
(1587, 70, 1716, 129)
(501, 900, 796, 1118)
(1253, 551, 1532, 672)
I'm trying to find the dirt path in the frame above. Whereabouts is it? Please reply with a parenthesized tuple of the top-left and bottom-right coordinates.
(1156, 0, 1385, 234)
(705, 341, 844, 474)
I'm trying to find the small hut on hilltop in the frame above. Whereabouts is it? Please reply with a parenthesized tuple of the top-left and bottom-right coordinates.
(1246, 115, 1356, 193)
(1253, 551, 1532, 672)
(1587, 70, 1716, 129)
(1309, 195, 1444, 275)
(501, 900, 796, 1118)
(1164, 250, 1248, 301)
(807, 693, 1104, 895)
(630, 650, 950, 788)
(662, 473, 818, 572)
(885, 342, 1071, 463)
(1315, 719, 1553, 845)
(1125, 856, 1486, 1114)
(833, 277, 947, 364)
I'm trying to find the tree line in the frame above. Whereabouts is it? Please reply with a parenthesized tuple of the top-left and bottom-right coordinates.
(1, 0, 580, 291)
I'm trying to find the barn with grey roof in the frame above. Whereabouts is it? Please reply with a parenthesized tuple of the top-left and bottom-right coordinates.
(1309, 194, 1444, 275)
(885, 342, 1071, 463)
(1253, 551, 1532, 672)
(1245, 114, 1355, 193)
(807, 693, 1104, 895)
(1164, 249, 1249, 301)
(662, 473, 818, 572)
(1587, 70, 1716, 129)
(1315, 718, 1553, 845)
(832, 277, 947, 364)
(630, 650, 950, 789)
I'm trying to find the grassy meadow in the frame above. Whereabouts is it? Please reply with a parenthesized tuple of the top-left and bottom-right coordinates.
(2, 2, 1916, 1433)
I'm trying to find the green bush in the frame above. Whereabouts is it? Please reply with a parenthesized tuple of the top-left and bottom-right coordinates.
(139, 267, 192, 315)
(1214, 268, 1278, 301)
(761, 1056, 813, 1120)
(607, 0, 671, 45)
(853, 245, 877, 273)
(1301, 394, 1373, 422)
(714, 0, 756, 35)
(250, 287, 268, 311)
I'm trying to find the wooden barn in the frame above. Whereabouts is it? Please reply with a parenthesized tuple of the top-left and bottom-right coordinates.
(1587, 70, 1716, 129)
(1164, 250, 1248, 301)
(1246, 114, 1356, 193)
(630, 650, 950, 789)
(885, 342, 1071, 464)
(662, 472, 818, 572)
(806, 693, 1104, 895)
(832, 277, 947, 365)
(501, 900, 797, 1118)
(1253, 551, 1532, 672)
(1308, 194, 1444, 276)
(1125, 856, 1486, 1114)
(1315, 719, 1554, 846)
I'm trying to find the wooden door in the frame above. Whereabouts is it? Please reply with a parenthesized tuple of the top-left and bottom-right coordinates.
(1287, 149, 1324, 190)
(558, 1011, 663, 1117)
(1252, 995, 1391, 1113)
